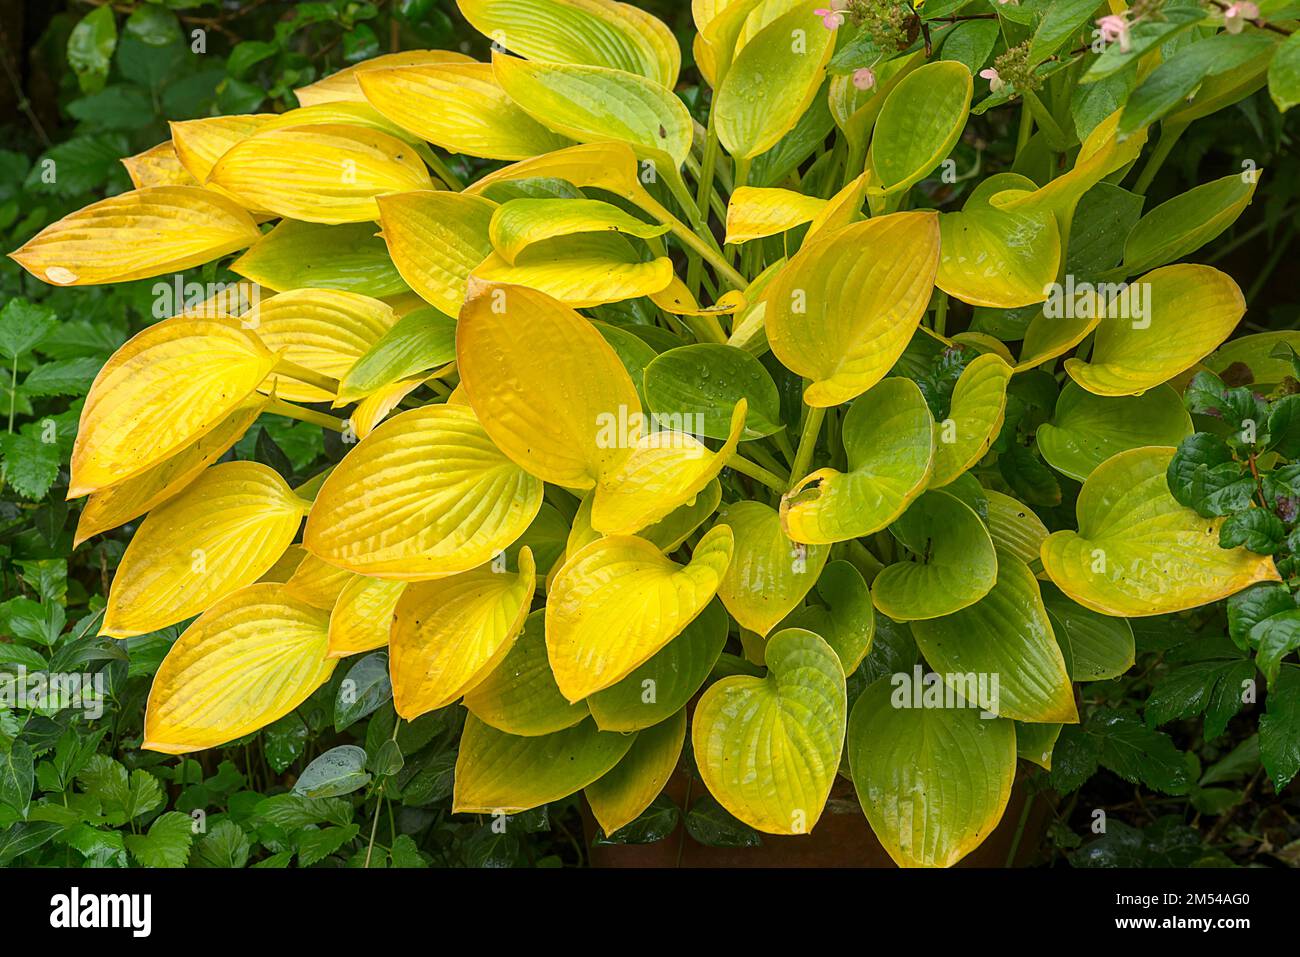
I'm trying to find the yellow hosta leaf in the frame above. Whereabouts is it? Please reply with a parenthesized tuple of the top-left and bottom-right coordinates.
(390, 550, 535, 718)
(284, 553, 356, 610)
(294, 50, 476, 106)
(782, 377, 935, 544)
(260, 544, 307, 584)
(766, 212, 940, 407)
(649, 277, 746, 316)
(143, 584, 335, 754)
(585, 709, 686, 835)
(103, 463, 308, 638)
(546, 525, 734, 701)
(589, 402, 746, 535)
(208, 125, 433, 224)
(358, 63, 573, 161)
(122, 141, 197, 189)
(929, 353, 1013, 487)
(1017, 307, 1099, 371)
(804, 172, 870, 241)
(724, 186, 828, 244)
(74, 394, 267, 545)
(984, 489, 1048, 568)
(376, 191, 496, 316)
(170, 115, 275, 183)
(473, 233, 674, 308)
(453, 715, 636, 814)
(69, 317, 276, 497)
(458, 281, 641, 489)
(1041, 447, 1280, 616)
(243, 289, 398, 402)
(465, 142, 652, 209)
(848, 675, 1016, 867)
(327, 575, 405, 658)
(349, 375, 431, 440)
(870, 61, 972, 196)
(716, 5, 834, 159)
(489, 198, 668, 265)
(716, 500, 830, 635)
(259, 101, 421, 145)
(492, 54, 692, 168)
(457, 0, 680, 88)
(936, 200, 1059, 308)
(304, 404, 542, 579)
(693, 629, 846, 834)
(10, 186, 260, 287)
(1064, 264, 1246, 396)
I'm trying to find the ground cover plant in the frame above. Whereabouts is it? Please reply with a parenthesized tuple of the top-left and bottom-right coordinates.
(1, 0, 1299, 868)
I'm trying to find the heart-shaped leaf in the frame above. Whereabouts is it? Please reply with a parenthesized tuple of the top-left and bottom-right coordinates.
(715, 501, 829, 637)
(870, 61, 972, 195)
(643, 343, 782, 439)
(930, 353, 1013, 488)
(1036, 382, 1192, 481)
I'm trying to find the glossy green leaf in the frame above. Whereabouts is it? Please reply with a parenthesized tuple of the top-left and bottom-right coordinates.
(1042, 587, 1136, 682)
(336, 306, 457, 403)
(1119, 173, 1258, 277)
(781, 560, 875, 673)
(715, 501, 829, 637)
(643, 343, 781, 440)
(930, 353, 1012, 488)
(870, 61, 972, 195)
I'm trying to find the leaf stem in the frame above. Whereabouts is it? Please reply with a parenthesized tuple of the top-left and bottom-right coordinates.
(726, 453, 787, 492)
(267, 397, 347, 432)
(271, 358, 340, 397)
(789, 405, 826, 490)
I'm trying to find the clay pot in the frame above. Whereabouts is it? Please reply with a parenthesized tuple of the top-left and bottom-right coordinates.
(583, 770, 1050, 868)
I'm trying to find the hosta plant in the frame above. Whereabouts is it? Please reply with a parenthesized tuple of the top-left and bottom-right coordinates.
(10, 0, 1299, 867)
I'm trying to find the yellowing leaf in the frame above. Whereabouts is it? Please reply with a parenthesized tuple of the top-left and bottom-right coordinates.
(357, 62, 573, 160)
(465, 141, 653, 210)
(585, 709, 686, 835)
(348, 375, 432, 439)
(489, 198, 668, 265)
(170, 114, 275, 183)
(122, 141, 196, 189)
(848, 675, 1016, 867)
(143, 584, 335, 754)
(1016, 306, 1099, 371)
(10, 186, 261, 287)
(936, 198, 1059, 308)
(327, 576, 405, 658)
(462, 609, 590, 736)
(492, 54, 692, 168)
(283, 553, 356, 610)
(1041, 447, 1280, 616)
(376, 191, 496, 315)
(766, 213, 940, 407)
(1065, 264, 1246, 396)
(473, 233, 674, 308)
(929, 353, 1013, 487)
(303, 404, 543, 579)
(453, 715, 635, 814)
(69, 317, 276, 497)
(294, 50, 476, 106)
(782, 560, 876, 673)
(457, 0, 680, 88)
(390, 550, 535, 718)
(590, 402, 746, 535)
(103, 463, 308, 638)
(1037, 382, 1193, 481)
(715, 501, 829, 636)
(716, 6, 834, 160)
(546, 525, 734, 701)
(74, 394, 267, 545)
(984, 489, 1048, 569)
(870, 61, 972, 195)
(243, 289, 398, 402)
(872, 489, 998, 621)
(782, 377, 935, 544)
(693, 629, 846, 834)
(208, 125, 433, 224)
(911, 551, 1078, 723)
(724, 186, 828, 244)
(458, 281, 641, 489)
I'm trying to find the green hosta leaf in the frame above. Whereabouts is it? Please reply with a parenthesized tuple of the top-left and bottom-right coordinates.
(1269, 30, 1300, 111)
(584, 709, 685, 836)
(715, 6, 834, 160)
(453, 715, 635, 813)
(1042, 588, 1135, 682)
(1016, 721, 1062, 771)
(782, 560, 875, 673)
(233, 220, 410, 298)
(643, 344, 782, 440)
(586, 599, 729, 732)
(124, 811, 194, 868)
(294, 745, 372, 799)
(870, 61, 972, 195)
(715, 501, 829, 637)
(911, 551, 1077, 723)
(489, 198, 669, 265)
(930, 353, 1012, 487)
(463, 611, 590, 736)
(1118, 173, 1258, 277)
(337, 307, 457, 402)
(1260, 667, 1300, 791)
(1036, 382, 1192, 481)
(692, 629, 846, 835)
(936, 202, 1060, 309)
(873, 489, 998, 621)
(848, 675, 1016, 868)
(1066, 182, 1143, 280)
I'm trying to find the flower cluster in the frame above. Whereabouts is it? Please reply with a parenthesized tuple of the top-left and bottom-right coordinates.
(981, 41, 1041, 95)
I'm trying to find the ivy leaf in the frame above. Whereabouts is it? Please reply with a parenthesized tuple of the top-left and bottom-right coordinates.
(1260, 667, 1300, 792)
(124, 811, 194, 868)
(1219, 507, 1286, 554)
(1145, 637, 1254, 740)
